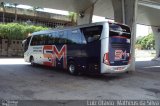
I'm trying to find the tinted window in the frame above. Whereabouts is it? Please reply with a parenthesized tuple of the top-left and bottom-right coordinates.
(31, 33, 60, 45)
(39, 35, 45, 45)
(31, 35, 38, 46)
(47, 33, 54, 45)
(24, 36, 31, 51)
(31, 35, 45, 45)
(68, 29, 82, 44)
(59, 31, 68, 44)
(51, 31, 59, 44)
(26, 36, 31, 46)
(81, 25, 102, 43)
(109, 23, 131, 38)
(43, 34, 50, 45)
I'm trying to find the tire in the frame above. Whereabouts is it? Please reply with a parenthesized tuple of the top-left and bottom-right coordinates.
(68, 61, 78, 75)
(30, 56, 35, 66)
(126, 71, 133, 74)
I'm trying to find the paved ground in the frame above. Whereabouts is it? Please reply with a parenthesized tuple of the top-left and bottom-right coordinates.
(0, 58, 160, 100)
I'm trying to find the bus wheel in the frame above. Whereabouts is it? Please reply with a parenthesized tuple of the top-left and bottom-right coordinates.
(126, 71, 133, 74)
(30, 56, 35, 66)
(68, 62, 78, 75)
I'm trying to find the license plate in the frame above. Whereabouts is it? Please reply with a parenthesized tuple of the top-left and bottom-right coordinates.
(114, 67, 124, 71)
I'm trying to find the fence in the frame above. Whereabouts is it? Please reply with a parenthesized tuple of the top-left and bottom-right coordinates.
(0, 17, 73, 28)
(0, 7, 74, 28)
(0, 39, 23, 57)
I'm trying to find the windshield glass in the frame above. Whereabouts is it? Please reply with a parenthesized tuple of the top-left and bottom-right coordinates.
(109, 23, 131, 38)
(23, 36, 31, 52)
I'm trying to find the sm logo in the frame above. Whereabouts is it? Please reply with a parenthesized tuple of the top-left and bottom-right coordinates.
(43, 45, 67, 69)
(115, 50, 129, 60)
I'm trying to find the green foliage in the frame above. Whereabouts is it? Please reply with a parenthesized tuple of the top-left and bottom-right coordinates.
(0, 23, 48, 40)
(68, 12, 77, 23)
(136, 33, 155, 50)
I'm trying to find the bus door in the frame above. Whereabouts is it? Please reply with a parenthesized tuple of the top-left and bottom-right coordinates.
(108, 23, 131, 66)
(81, 26, 103, 72)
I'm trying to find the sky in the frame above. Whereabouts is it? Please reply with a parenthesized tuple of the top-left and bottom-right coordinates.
(14, 4, 152, 38)
(136, 24, 152, 37)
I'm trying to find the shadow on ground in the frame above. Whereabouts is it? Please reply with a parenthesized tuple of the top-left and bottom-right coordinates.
(136, 60, 160, 72)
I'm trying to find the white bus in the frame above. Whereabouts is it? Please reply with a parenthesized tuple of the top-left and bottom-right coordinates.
(23, 22, 131, 75)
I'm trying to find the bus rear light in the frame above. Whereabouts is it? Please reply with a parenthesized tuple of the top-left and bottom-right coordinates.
(128, 56, 131, 64)
(103, 53, 110, 65)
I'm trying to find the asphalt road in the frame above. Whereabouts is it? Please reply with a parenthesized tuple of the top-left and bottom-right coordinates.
(0, 58, 160, 100)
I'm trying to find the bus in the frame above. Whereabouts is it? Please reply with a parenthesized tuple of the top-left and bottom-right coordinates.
(22, 22, 131, 75)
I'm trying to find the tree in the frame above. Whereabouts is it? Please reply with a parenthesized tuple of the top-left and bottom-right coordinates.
(1, 2, 6, 23)
(136, 33, 155, 50)
(32, 6, 43, 23)
(5, 3, 18, 22)
(14, 3, 18, 22)
(0, 23, 48, 40)
(0, 24, 8, 38)
(68, 12, 77, 25)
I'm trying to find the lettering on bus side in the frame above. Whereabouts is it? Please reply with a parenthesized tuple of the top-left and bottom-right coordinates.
(43, 45, 67, 69)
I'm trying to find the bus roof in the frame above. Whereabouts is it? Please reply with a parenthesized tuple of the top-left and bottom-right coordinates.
(31, 21, 129, 36)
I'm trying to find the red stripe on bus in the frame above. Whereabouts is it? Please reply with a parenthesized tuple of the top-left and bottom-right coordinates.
(43, 62, 52, 66)
(43, 45, 53, 50)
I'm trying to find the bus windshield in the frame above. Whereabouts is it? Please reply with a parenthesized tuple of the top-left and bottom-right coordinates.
(109, 23, 131, 38)
(23, 36, 31, 52)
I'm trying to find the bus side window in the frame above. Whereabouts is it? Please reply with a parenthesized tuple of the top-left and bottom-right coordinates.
(80, 31, 87, 44)
(43, 34, 50, 45)
(52, 31, 59, 44)
(31, 35, 37, 46)
(81, 26, 102, 43)
(87, 35, 100, 43)
(38, 35, 44, 45)
(68, 29, 82, 44)
(59, 31, 67, 44)
(48, 33, 53, 45)
(50, 32, 56, 45)
(31, 35, 45, 46)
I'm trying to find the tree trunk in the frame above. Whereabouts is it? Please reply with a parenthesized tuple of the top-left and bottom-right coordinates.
(14, 3, 18, 22)
(1, 2, 6, 23)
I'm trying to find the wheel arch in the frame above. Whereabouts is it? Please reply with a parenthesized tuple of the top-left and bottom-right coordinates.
(29, 55, 34, 62)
